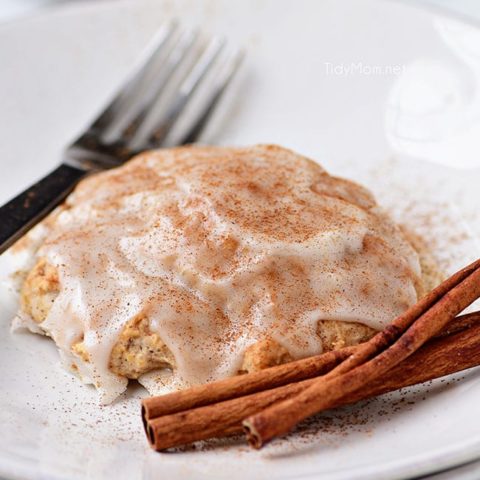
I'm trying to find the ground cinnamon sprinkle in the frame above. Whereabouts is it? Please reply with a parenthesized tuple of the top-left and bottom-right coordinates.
(12, 147, 480, 458)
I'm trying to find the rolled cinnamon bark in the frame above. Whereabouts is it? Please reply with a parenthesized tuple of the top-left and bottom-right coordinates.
(142, 347, 353, 422)
(142, 311, 479, 423)
(145, 312, 480, 450)
(244, 261, 480, 448)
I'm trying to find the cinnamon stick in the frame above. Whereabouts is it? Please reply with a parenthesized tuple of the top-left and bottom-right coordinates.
(142, 347, 354, 422)
(144, 311, 480, 450)
(142, 310, 479, 423)
(301, 258, 480, 392)
(244, 261, 480, 448)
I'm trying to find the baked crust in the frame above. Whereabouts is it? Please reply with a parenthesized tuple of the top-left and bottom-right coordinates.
(109, 313, 175, 379)
(239, 338, 293, 374)
(20, 258, 59, 324)
(317, 320, 377, 352)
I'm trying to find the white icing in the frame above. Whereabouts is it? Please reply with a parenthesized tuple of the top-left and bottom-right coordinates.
(16, 145, 421, 403)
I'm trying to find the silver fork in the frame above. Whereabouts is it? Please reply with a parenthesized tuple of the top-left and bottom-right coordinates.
(0, 23, 243, 254)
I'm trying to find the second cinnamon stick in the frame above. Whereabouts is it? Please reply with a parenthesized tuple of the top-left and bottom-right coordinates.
(142, 312, 480, 424)
(145, 314, 480, 450)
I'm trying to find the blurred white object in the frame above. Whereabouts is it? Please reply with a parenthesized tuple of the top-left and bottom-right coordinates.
(385, 16, 480, 169)
(420, 0, 480, 21)
(0, 0, 72, 22)
(1, 0, 480, 23)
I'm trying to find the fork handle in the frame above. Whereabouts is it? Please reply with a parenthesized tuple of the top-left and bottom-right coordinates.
(0, 163, 87, 254)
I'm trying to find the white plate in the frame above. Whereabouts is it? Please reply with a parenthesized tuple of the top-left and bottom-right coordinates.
(1, 1, 480, 479)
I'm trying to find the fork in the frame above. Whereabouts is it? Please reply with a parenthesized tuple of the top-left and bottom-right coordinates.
(0, 23, 243, 254)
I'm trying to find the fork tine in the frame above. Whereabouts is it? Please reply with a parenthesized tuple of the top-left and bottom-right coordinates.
(69, 24, 245, 170)
(169, 50, 244, 146)
(129, 37, 226, 150)
(88, 22, 177, 134)
(104, 29, 199, 144)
